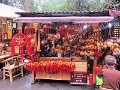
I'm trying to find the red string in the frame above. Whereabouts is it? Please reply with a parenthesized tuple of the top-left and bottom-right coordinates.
(20, 48, 24, 61)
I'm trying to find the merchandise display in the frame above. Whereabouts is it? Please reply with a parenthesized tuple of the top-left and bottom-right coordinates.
(12, 12, 120, 85)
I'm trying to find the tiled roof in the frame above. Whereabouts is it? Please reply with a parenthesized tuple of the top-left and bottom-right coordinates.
(16, 11, 109, 17)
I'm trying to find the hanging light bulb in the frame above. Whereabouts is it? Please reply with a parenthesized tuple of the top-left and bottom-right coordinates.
(64, 25, 67, 28)
(108, 23, 112, 28)
(83, 25, 87, 29)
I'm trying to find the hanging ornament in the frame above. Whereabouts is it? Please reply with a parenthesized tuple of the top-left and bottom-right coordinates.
(25, 59, 75, 73)
(26, 41, 32, 55)
(31, 38, 35, 45)
(11, 32, 29, 61)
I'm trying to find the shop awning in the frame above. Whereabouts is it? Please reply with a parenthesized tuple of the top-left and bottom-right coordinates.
(16, 16, 114, 23)
(0, 3, 25, 18)
(109, 10, 120, 16)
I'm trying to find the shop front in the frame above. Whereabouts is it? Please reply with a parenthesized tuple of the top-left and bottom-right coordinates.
(0, 4, 25, 65)
(13, 11, 119, 85)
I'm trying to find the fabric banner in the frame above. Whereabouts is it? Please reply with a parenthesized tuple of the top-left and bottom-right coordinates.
(109, 10, 120, 16)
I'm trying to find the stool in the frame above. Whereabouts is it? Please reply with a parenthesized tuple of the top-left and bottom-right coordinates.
(3, 63, 24, 82)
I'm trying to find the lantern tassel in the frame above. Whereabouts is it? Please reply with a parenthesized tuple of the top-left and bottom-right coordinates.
(20, 48, 24, 61)
(26, 42, 32, 55)
(11, 43, 15, 55)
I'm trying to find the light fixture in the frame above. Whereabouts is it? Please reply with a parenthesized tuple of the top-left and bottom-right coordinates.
(83, 25, 87, 29)
(64, 25, 67, 28)
(108, 23, 112, 28)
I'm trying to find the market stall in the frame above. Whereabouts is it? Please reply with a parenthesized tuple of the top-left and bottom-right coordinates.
(14, 11, 117, 85)
(0, 4, 25, 65)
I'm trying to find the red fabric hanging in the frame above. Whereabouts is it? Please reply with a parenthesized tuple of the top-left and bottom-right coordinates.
(20, 47, 24, 61)
(11, 44, 15, 55)
(11, 37, 16, 55)
(26, 41, 32, 55)
(89, 74, 93, 85)
(11, 32, 29, 61)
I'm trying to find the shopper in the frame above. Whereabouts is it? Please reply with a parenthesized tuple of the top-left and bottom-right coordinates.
(99, 55, 120, 90)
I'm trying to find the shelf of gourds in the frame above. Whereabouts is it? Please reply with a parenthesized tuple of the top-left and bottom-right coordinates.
(79, 31, 102, 57)
(26, 58, 75, 73)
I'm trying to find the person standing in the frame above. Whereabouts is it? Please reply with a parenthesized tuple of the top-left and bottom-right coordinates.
(99, 55, 120, 90)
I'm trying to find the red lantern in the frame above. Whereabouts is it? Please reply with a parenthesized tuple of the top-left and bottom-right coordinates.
(11, 32, 29, 61)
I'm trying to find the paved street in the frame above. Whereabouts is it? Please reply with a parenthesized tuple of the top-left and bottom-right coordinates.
(0, 74, 98, 90)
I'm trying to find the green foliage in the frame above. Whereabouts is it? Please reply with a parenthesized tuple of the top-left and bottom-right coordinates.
(42, 0, 70, 12)
(87, 0, 120, 12)
(7, 0, 120, 12)
(42, 0, 120, 12)
(32, 6, 39, 12)
(60, 0, 75, 12)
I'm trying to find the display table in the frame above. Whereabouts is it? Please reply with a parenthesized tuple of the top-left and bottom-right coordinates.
(0, 53, 17, 70)
(32, 57, 71, 82)
(0, 52, 11, 62)
(35, 71, 70, 80)
(30, 57, 87, 84)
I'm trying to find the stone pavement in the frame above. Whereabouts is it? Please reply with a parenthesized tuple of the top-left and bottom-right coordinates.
(0, 74, 98, 90)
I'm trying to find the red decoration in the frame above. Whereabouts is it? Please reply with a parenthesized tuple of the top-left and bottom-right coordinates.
(26, 42, 31, 55)
(0, 33, 2, 41)
(25, 59, 75, 73)
(43, 24, 50, 34)
(20, 47, 24, 60)
(94, 64, 102, 75)
(11, 32, 29, 61)
(89, 74, 93, 85)
(11, 33, 29, 47)
(11, 41, 15, 55)
(24, 28, 35, 35)
(31, 39, 35, 45)
(11, 28, 36, 61)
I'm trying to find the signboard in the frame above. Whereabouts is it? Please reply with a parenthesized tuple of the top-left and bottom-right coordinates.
(74, 61, 87, 72)
(71, 61, 87, 85)
(71, 72, 87, 85)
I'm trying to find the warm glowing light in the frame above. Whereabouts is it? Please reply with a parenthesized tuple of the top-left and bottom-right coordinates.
(108, 23, 112, 28)
(64, 25, 67, 28)
(83, 25, 87, 29)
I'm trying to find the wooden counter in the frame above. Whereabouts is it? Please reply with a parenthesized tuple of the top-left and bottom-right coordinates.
(0, 53, 11, 62)
(35, 71, 71, 81)
(32, 57, 71, 82)
(32, 57, 87, 83)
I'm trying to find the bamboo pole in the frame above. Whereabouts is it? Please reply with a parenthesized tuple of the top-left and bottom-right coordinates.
(37, 29, 40, 52)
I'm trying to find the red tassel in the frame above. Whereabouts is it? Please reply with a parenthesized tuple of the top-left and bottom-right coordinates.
(26, 42, 32, 55)
(20, 48, 24, 61)
(11, 43, 15, 55)
(32, 28, 35, 34)
(24, 28, 27, 34)
(89, 74, 93, 85)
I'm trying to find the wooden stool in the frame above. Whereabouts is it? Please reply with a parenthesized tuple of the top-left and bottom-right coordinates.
(2, 55, 24, 82)
(3, 63, 24, 82)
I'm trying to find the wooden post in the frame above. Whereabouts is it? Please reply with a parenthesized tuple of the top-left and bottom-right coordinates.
(32, 71, 35, 84)
(37, 29, 40, 52)
(21, 66, 24, 77)
(3, 68, 6, 80)
(9, 70, 13, 82)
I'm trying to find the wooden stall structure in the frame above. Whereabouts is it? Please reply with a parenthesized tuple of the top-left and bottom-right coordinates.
(35, 57, 71, 81)
(15, 12, 114, 84)
(0, 4, 25, 67)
